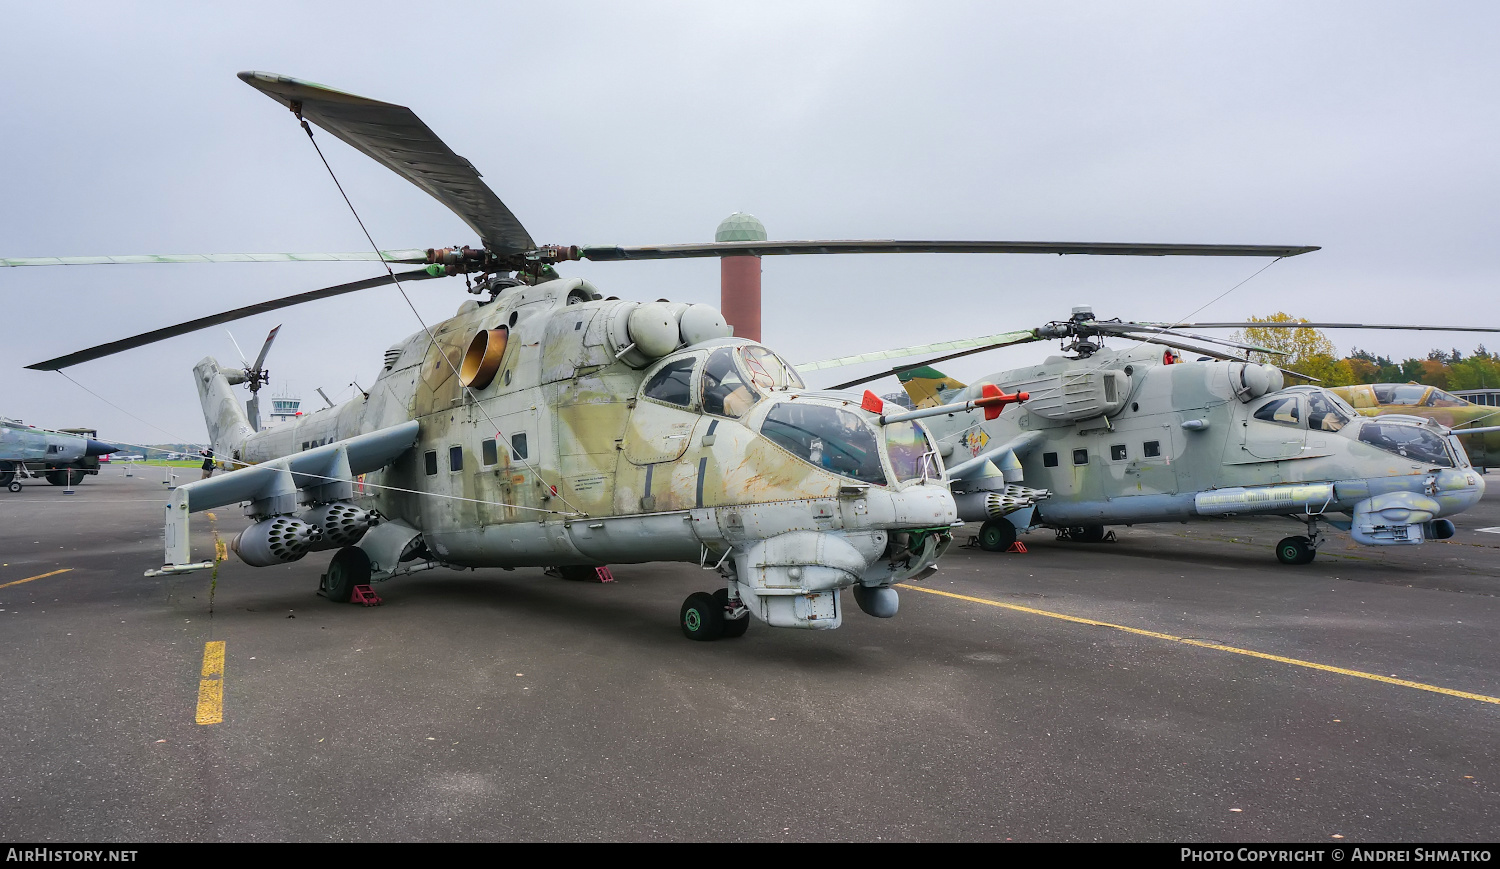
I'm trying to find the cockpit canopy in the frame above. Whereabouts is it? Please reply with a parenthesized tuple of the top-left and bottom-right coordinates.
(638, 342, 937, 487)
(1251, 386, 1457, 467)
(642, 342, 805, 419)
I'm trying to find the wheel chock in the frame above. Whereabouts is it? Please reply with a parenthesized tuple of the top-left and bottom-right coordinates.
(595, 566, 615, 583)
(1006, 541, 1029, 554)
(350, 584, 383, 606)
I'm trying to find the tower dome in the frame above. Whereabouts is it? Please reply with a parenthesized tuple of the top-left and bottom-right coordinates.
(715, 212, 767, 243)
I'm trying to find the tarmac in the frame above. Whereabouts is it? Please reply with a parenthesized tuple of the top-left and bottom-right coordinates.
(1, 467, 1496, 842)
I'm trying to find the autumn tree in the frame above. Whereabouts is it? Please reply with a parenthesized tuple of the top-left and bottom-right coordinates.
(1235, 313, 1354, 386)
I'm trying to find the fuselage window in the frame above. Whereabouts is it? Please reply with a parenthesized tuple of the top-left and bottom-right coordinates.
(643, 358, 698, 407)
(741, 346, 805, 391)
(1253, 397, 1301, 426)
(1357, 422, 1453, 467)
(760, 403, 887, 485)
(1306, 391, 1350, 432)
(701, 348, 760, 418)
(424, 450, 438, 476)
(1072, 449, 1088, 465)
(1042, 452, 1059, 468)
(1110, 444, 1127, 461)
(1143, 440, 1161, 458)
(511, 433, 528, 461)
(481, 439, 498, 466)
(449, 445, 463, 472)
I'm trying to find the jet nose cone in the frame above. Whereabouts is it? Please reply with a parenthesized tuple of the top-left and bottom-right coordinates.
(85, 440, 122, 456)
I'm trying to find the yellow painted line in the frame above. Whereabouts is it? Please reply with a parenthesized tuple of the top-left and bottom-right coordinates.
(0, 568, 72, 590)
(896, 583, 1500, 706)
(195, 641, 225, 725)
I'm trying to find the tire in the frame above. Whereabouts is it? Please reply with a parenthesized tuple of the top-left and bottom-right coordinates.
(1276, 536, 1314, 565)
(978, 517, 1017, 552)
(7, 482, 20, 493)
(714, 588, 749, 638)
(556, 565, 602, 582)
(46, 468, 86, 487)
(680, 591, 724, 641)
(324, 546, 372, 603)
(1073, 524, 1107, 543)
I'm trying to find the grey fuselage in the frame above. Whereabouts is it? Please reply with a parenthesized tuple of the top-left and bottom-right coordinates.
(920, 345, 1486, 536)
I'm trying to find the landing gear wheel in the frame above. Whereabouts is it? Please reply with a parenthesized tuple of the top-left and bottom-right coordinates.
(7, 482, 20, 493)
(323, 546, 372, 603)
(714, 588, 749, 638)
(978, 517, 1018, 552)
(1072, 524, 1107, 543)
(680, 591, 725, 641)
(0, 461, 14, 486)
(1276, 536, 1315, 565)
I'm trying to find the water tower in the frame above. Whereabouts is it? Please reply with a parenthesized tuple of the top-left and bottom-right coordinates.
(716, 212, 766, 342)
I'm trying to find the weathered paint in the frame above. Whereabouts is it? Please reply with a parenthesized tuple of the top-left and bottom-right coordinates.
(179, 277, 958, 631)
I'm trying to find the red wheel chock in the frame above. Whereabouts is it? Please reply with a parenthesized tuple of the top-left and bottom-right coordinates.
(1006, 541, 1028, 554)
(351, 584, 383, 606)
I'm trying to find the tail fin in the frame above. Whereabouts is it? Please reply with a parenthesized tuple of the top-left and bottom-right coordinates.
(898, 366, 967, 409)
(193, 357, 255, 458)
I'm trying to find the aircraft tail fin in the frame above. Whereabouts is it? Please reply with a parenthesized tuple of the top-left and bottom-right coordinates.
(192, 357, 255, 460)
(898, 366, 968, 409)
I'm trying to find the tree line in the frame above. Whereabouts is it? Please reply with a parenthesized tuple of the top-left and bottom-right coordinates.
(1235, 313, 1500, 390)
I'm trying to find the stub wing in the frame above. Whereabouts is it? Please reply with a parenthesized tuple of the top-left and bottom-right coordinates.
(148, 421, 420, 575)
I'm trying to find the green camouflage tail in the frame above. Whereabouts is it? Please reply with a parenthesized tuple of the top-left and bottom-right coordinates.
(898, 366, 967, 409)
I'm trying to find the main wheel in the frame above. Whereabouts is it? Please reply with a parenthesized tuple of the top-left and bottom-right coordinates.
(324, 546, 372, 603)
(680, 591, 725, 641)
(714, 588, 749, 638)
(1276, 536, 1314, 565)
(45, 468, 86, 487)
(978, 517, 1018, 552)
(1072, 524, 1107, 543)
(0, 461, 14, 486)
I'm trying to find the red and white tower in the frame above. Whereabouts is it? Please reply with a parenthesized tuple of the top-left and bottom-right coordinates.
(715, 212, 766, 343)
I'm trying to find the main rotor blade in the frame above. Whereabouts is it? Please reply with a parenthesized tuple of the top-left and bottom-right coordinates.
(798, 329, 1040, 373)
(1, 250, 428, 267)
(27, 269, 441, 371)
(1098, 322, 1286, 355)
(1160, 321, 1500, 332)
(581, 240, 1319, 260)
(251, 324, 282, 373)
(812, 331, 1043, 391)
(239, 71, 535, 254)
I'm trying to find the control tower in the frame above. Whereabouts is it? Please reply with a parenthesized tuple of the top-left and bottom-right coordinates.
(266, 391, 302, 427)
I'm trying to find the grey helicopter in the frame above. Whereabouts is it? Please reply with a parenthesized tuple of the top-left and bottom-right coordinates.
(9, 71, 1318, 636)
(801, 307, 1497, 564)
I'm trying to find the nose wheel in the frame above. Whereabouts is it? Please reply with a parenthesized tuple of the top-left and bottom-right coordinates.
(1276, 517, 1324, 565)
(680, 587, 750, 641)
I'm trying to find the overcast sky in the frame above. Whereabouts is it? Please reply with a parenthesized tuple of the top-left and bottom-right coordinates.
(3, 1, 1497, 445)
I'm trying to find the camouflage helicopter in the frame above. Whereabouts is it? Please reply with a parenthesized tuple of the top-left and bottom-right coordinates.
(9, 72, 1315, 637)
(1330, 383, 1500, 471)
(802, 308, 1498, 564)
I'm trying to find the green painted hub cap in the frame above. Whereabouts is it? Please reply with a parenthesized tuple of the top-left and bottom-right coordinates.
(685, 609, 702, 631)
